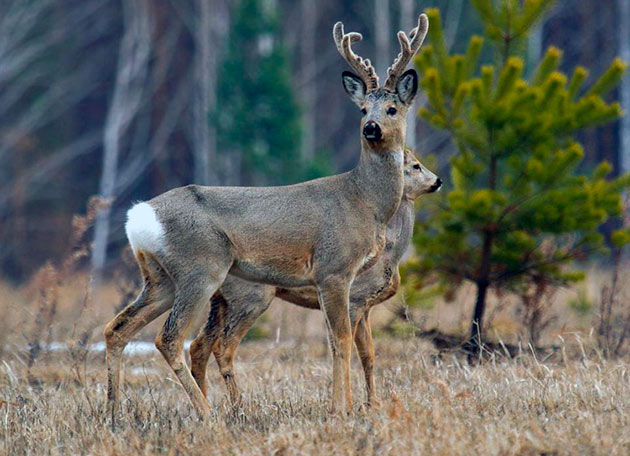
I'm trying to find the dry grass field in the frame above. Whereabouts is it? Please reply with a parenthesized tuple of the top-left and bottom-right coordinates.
(2, 338, 630, 455)
(1, 270, 630, 455)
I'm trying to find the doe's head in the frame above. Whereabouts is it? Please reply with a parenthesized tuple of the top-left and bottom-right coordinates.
(403, 148, 441, 200)
(334, 14, 428, 151)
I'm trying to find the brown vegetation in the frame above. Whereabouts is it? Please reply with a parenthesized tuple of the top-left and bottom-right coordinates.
(2, 336, 630, 455)
(2, 266, 630, 455)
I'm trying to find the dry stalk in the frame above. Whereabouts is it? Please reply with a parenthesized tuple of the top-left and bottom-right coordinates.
(597, 196, 630, 357)
(24, 196, 109, 382)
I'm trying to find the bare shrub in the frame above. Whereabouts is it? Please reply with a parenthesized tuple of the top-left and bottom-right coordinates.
(597, 247, 630, 357)
(23, 196, 108, 381)
(515, 275, 558, 347)
(25, 264, 58, 384)
(597, 196, 630, 358)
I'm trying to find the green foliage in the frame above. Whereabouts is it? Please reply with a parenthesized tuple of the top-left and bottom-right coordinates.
(243, 312, 271, 342)
(399, 257, 444, 310)
(299, 150, 335, 182)
(611, 228, 630, 248)
(242, 325, 270, 342)
(383, 320, 418, 339)
(215, 0, 304, 185)
(409, 1, 629, 332)
(471, 0, 556, 54)
(569, 289, 593, 317)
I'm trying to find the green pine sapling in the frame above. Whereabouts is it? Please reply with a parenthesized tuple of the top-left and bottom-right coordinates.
(407, 0, 630, 356)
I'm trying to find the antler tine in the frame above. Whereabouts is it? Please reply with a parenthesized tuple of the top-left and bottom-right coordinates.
(333, 21, 379, 91)
(383, 13, 429, 91)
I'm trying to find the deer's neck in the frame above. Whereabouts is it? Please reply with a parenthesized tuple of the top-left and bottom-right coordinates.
(386, 198, 416, 264)
(351, 147, 404, 224)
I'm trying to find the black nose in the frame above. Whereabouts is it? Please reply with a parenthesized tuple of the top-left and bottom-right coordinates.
(429, 178, 442, 193)
(363, 121, 382, 141)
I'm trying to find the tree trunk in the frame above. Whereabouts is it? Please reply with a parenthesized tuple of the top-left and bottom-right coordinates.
(467, 153, 497, 360)
(193, 0, 220, 186)
(300, 0, 317, 163)
(471, 279, 489, 341)
(374, 0, 391, 78)
(468, 246, 492, 361)
(91, 0, 152, 283)
(527, 23, 543, 78)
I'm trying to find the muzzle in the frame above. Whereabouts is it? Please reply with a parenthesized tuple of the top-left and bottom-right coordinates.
(429, 178, 442, 193)
(363, 121, 382, 142)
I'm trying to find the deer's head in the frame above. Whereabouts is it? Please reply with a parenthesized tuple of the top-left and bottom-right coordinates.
(403, 148, 441, 200)
(334, 14, 428, 152)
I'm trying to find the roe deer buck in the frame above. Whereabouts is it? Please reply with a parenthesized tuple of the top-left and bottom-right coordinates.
(189, 149, 441, 406)
(104, 14, 428, 421)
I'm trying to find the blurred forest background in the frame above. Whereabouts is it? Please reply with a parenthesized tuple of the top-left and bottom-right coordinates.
(3, 5, 630, 453)
(1, 0, 629, 285)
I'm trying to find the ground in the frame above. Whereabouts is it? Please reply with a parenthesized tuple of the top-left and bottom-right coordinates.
(2, 336, 630, 455)
(1, 270, 629, 455)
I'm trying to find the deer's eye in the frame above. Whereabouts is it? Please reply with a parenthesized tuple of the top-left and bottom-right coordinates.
(413, 163, 421, 170)
(387, 107, 397, 116)
(361, 108, 367, 115)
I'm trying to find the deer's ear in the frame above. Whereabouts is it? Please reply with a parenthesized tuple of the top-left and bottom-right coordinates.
(396, 69, 418, 105)
(342, 71, 367, 107)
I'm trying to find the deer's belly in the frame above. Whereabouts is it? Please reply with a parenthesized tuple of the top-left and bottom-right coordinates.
(276, 287, 320, 309)
(229, 255, 314, 288)
(228, 234, 317, 287)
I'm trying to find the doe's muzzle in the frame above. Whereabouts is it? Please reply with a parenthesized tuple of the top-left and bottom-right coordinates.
(429, 178, 442, 193)
(363, 121, 382, 142)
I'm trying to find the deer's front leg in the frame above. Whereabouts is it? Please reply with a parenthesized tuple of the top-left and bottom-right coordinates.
(317, 276, 353, 414)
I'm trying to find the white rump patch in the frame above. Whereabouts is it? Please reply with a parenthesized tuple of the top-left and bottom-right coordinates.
(125, 202, 165, 254)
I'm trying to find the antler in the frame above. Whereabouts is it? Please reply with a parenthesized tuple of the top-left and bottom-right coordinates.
(333, 22, 379, 92)
(383, 14, 429, 91)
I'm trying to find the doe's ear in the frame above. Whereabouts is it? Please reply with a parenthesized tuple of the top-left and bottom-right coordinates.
(342, 71, 367, 108)
(396, 69, 418, 105)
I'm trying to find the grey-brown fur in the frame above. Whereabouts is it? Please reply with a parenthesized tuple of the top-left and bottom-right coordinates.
(189, 150, 440, 406)
(103, 14, 429, 422)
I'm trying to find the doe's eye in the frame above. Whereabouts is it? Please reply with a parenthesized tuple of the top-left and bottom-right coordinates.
(361, 108, 367, 115)
(413, 163, 421, 170)
(387, 107, 397, 116)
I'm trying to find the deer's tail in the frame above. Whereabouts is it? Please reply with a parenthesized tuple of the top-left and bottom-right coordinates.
(125, 202, 165, 256)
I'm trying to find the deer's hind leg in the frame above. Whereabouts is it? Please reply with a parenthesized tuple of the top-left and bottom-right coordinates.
(104, 252, 174, 425)
(191, 281, 274, 403)
(213, 313, 268, 404)
(155, 258, 231, 419)
(190, 293, 228, 399)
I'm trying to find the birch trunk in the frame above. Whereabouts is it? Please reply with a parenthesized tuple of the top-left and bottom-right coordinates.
(193, 0, 219, 186)
(91, 0, 152, 281)
(300, 0, 317, 162)
(375, 0, 391, 78)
